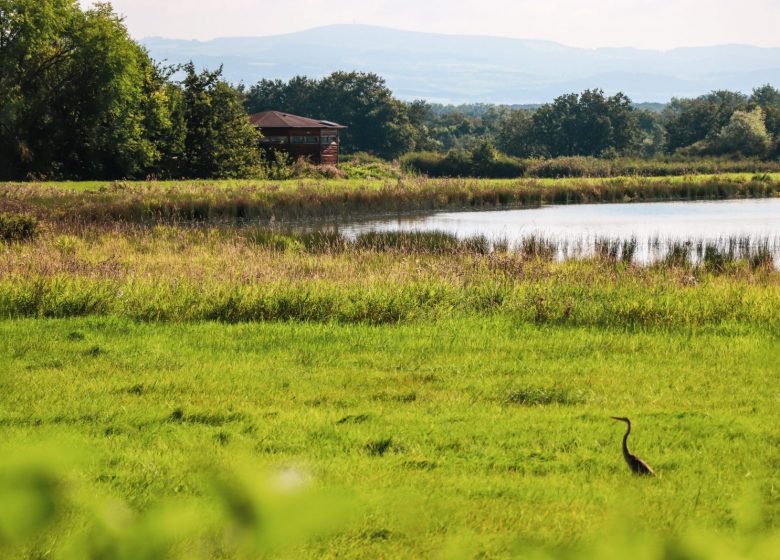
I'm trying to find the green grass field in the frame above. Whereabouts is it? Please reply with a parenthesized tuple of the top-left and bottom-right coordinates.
(2, 317, 779, 558)
(1, 180, 779, 558)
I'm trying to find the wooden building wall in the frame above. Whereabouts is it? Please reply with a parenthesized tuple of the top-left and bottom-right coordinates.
(259, 127, 341, 164)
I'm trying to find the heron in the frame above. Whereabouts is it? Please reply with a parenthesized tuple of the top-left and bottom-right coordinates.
(610, 416, 656, 476)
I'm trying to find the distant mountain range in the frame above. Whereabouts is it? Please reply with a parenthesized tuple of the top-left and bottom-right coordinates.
(142, 25, 780, 104)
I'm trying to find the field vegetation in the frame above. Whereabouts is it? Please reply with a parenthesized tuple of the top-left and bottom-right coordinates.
(2, 316, 779, 558)
(1, 178, 779, 557)
(401, 152, 780, 179)
(3, 173, 780, 224)
(0, 223, 778, 326)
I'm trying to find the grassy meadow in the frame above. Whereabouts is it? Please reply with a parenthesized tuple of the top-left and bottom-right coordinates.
(2, 318, 780, 558)
(1, 177, 780, 558)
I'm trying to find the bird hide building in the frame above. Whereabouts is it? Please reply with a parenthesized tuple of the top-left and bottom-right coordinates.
(249, 111, 346, 164)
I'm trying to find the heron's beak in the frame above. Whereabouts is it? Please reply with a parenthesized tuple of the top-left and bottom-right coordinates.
(610, 416, 624, 421)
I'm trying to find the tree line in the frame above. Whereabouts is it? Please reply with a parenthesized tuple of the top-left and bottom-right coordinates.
(404, 88, 779, 160)
(1, 0, 260, 180)
(2, 0, 779, 181)
(246, 79, 780, 163)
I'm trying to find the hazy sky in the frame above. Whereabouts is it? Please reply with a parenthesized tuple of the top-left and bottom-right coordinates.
(80, 0, 780, 50)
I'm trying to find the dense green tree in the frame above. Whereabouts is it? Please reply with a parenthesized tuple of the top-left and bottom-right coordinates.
(710, 107, 771, 156)
(243, 75, 317, 116)
(426, 111, 475, 150)
(636, 110, 667, 157)
(531, 93, 580, 156)
(316, 71, 414, 159)
(405, 100, 440, 152)
(0, 0, 77, 177)
(496, 109, 535, 157)
(414, 105, 515, 152)
(178, 63, 261, 178)
(530, 90, 638, 157)
(244, 72, 414, 158)
(663, 90, 747, 152)
(0, 0, 172, 179)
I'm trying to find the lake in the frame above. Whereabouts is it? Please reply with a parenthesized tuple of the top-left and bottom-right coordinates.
(336, 198, 780, 263)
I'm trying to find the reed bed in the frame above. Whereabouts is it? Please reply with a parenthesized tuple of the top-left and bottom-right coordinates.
(3, 173, 780, 224)
(1, 224, 778, 327)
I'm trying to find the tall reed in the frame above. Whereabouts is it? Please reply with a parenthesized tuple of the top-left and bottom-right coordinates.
(1, 225, 778, 327)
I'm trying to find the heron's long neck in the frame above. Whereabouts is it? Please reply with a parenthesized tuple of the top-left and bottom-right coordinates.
(621, 422, 632, 460)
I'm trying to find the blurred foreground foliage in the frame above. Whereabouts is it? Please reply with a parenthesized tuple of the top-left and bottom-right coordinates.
(0, 441, 778, 559)
(0, 443, 355, 559)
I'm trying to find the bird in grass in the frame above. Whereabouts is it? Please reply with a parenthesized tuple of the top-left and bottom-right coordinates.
(610, 416, 656, 476)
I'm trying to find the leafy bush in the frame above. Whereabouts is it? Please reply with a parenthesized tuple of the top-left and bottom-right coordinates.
(710, 107, 772, 157)
(340, 153, 405, 179)
(525, 156, 780, 178)
(400, 150, 526, 178)
(525, 156, 612, 178)
(340, 152, 388, 166)
(287, 159, 345, 179)
(0, 213, 39, 242)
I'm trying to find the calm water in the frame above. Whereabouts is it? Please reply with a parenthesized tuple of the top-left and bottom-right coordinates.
(338, 198, 780, 263)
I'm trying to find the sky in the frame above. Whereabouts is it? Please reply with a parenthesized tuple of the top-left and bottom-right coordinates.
(79, 0, 780, 50)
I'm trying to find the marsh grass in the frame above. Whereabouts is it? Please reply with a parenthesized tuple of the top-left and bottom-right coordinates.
(594, 237, 639, 262)
(4, 173, 780, 224)
(0, 224, 778, 327)
(519, 235, 558, 260)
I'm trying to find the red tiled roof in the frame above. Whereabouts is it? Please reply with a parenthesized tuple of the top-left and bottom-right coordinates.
(249, 111, 346, 129)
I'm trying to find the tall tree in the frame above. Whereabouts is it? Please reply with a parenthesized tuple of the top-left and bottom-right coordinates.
(662, 90, 748, 152)
(496, 109, 535, 157)
(178, 63, 261, 179)
(530, 90, 638, 157)
(0, 0, 172, 179)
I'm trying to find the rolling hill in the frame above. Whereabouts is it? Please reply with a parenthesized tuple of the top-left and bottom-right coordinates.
(142, 25, 780, 104)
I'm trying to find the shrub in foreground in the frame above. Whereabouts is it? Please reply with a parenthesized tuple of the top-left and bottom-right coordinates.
(0, 214, 39, 242)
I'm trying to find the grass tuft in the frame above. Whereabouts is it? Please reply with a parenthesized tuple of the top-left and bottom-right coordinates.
(365, 438, 395, 457)
(506, 386, 584, 406)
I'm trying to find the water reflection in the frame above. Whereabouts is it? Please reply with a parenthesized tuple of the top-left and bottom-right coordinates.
(336, 198, 780, 264)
